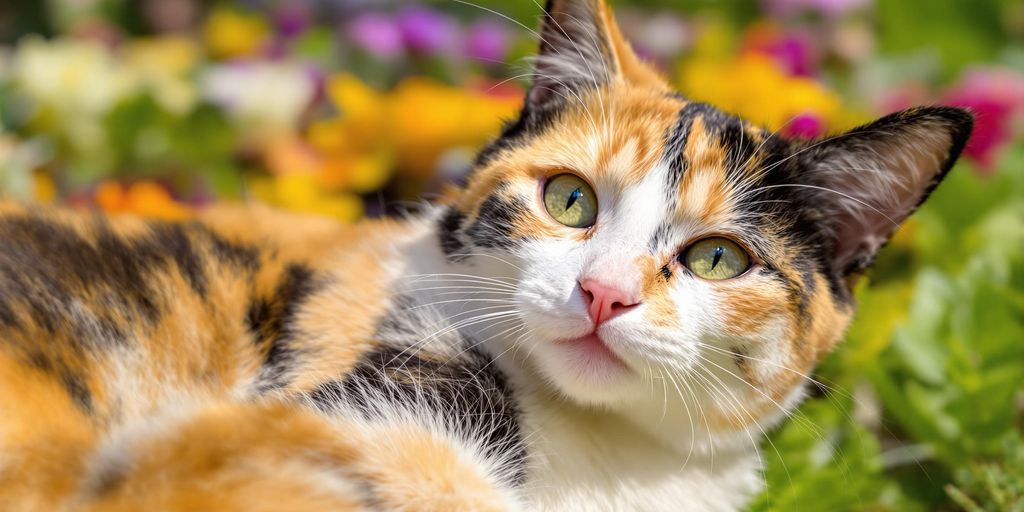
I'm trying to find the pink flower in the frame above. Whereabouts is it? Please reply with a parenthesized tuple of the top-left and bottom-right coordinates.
(396, 7, 459, 55)
(743, 25, 818, 77)
(347, 13, 403, 58)
(943, 68, 1024, 173)
(783, 113, 826, 139)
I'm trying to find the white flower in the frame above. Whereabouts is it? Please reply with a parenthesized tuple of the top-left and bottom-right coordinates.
(200, 60, 316, 142)
(11, 36, 138, 120)
(9, 37, 139, 151)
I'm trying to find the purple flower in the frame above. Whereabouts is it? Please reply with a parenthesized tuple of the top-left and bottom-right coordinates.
(463, 19, 509, 63)
(274, 4, 311, 39)
(347, 12, 403, 58)
(396, 6, 458, 55)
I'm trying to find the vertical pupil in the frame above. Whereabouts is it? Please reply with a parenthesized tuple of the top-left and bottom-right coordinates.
(565, 188, 581, 210)
(711, 246, 724, 269)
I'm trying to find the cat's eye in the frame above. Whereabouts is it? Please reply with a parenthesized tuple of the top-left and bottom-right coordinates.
(682, 237, 751, 280)
(543, 174, 598, 228)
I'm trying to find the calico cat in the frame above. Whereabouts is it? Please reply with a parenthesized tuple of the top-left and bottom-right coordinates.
(0, 0, 972, 510)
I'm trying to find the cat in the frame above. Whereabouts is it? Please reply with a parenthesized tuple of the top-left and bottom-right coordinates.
(0, 0, 972, 510)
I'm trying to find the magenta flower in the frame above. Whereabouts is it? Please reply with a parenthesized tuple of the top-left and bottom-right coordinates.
(464, 19, 509, 64)
(783, 113, 826, 139)
(396, 6, 458, 55)
(347, 13, 404, 58)
(745, 30, 817, 77)
(942, 68, 1024, 173)
(273, 3, 311, 39)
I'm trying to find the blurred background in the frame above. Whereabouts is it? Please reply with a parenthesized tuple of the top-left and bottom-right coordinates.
(0, 0, 1021, 510)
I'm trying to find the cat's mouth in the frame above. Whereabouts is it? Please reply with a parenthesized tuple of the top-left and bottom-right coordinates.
(553, 332, 631, 374)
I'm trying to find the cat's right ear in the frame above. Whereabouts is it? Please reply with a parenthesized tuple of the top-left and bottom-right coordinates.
(527, 0, 662, 109)
(528, 0, 618, 108)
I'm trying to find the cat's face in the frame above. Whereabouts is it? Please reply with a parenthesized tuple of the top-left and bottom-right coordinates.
(438, 0, 971, 433)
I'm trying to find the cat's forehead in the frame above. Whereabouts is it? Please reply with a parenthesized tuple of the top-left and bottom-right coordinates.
(519, 88, 774, 188)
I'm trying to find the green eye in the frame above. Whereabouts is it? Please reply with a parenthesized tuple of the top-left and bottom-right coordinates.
(543, 174, 598, 228)
(682, 237, 751, 280)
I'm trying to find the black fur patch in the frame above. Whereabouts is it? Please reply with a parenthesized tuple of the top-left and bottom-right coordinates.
(437, 207, 468, 260)
(251, 263, 324, 392)
(463, 193, 530, 250)
(664, 102, 768, 199)
(61, 371, 93, 413)
(149, 224, 207, 297)
(663, 102, 708, 192)
(303, 297, 527, 486)
(659, 265, 673, 281)
(0, 215, 160, 338)
(474, 102, 564, 169)
(308, 342, 527, 485)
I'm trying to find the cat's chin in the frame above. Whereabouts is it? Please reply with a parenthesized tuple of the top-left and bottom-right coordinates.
(529, 332, 647, 405)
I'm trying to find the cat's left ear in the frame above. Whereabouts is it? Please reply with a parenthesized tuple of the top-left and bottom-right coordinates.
(797, 106, 973, 276)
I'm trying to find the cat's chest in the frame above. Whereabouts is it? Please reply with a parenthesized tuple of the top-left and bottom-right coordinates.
(516, 403, 763, 511)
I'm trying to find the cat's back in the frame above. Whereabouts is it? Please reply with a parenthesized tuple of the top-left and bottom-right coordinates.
(0, 202, 526, 511)
(0, 200, 414, 410)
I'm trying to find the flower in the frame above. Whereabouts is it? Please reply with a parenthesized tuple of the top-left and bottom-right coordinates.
(396, 6, 459, 55)
(273, 3, 311, 40)
(942, 67, 1024, 173)
(9, 36, 139, 151)
(200, 60, 316, 142)
(783, 112, 826, 139)
(94, 181, 192, 220)
(464, 19, 510, 64)
(203, 8, 270, 59)
(678, 53, 844, 133)
(249, 172, 364, 222)
(346, 13, 404, 59)
(742, 22, 818, 77)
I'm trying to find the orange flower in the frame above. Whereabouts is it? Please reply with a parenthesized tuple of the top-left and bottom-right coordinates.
(95, 181, 191, 220)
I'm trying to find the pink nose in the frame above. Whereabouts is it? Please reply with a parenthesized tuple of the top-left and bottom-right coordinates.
(579, 279, 640, 325)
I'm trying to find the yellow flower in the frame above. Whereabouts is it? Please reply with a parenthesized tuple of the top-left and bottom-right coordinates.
(679, 54, 843, 131)
(391, 77, 520, 177)
(32, 172, 57, 203)
(319, 73, 519, 181)
(95, 181, 192, 220)
(203, 8, 269, 59)
(249, 173, 363, 222)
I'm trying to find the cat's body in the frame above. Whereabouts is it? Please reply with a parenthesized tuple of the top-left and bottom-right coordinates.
(0, 1, 971, 510)
(0, 203, 758, 511)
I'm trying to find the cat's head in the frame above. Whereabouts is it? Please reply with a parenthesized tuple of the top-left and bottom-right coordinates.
(438, 0, 971, 434)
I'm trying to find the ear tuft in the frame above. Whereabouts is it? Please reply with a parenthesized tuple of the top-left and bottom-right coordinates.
(526, 0, 619, 108)
(798, 106, 973, 275)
